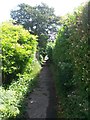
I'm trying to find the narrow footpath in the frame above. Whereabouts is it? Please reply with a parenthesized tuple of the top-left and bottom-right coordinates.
(26, 61, 57, 119)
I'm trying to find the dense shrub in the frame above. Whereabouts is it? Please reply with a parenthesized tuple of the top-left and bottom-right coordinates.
(0, 21, 41, 119)
(53, 2, 89, 118)
(0, 60, 41, 119)
(46, 41, 55, 61)
(0, 22, 37, 84)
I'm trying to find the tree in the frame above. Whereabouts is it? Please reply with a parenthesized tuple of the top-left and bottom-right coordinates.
(10, 3, 60, 49)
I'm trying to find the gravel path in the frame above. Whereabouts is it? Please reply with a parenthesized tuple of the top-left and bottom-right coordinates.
(26, 61, 57, 119)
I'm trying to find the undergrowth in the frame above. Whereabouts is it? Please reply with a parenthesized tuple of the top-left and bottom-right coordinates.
(0, 60, 41, 120)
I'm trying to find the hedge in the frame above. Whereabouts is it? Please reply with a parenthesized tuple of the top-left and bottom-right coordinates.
(0, 22, 38, 84)
(0, 22, 41, 119)
(52, 2, 89, 118)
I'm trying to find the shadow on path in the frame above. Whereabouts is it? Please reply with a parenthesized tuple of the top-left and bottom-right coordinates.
(26, 60, 57, 119)
(45, 61, 57, 118)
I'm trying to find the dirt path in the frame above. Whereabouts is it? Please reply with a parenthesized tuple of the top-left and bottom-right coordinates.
(26, 61, 57, 119)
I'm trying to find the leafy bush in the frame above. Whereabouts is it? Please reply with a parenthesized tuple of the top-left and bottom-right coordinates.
(0, 21, 41, 119)
(46, 41, 55, 61)
(0, 22, 37, 84)
(0, 87, 19, 119)
(37, 47, 46, 64)
(53, 2, 89, 118)
(0, 60, 41, 120)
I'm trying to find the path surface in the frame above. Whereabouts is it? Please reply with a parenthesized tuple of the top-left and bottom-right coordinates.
(26, 61, 57, 119)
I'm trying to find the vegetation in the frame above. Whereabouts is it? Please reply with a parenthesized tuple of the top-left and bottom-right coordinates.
(46, 41, 55, 62)
(10, 3, 60, 61)
(0, 1, 89, 119)
(0, 60, 41, 119)
(0, 22, 38, 84)
(0, 22, 41, 119)
(52, 2, 89, 118)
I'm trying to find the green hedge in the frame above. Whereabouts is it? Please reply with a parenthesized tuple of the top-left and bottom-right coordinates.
(0, 22, 41, 119)
(0, 22, 37, 84)
(0, 60, 41, 119)
(46, 41, 55, 61)
(53, 2, 89, 118)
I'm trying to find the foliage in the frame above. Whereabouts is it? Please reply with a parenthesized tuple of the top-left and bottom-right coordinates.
(0, 21, 41, 119)
(10, 3, 60, 60)
(46, 41, 55, 61)
(0, 60, 41, 120)
(52, 2, 89, 118)
(10, 3, 60, 45)
(0, 22, 37, 84)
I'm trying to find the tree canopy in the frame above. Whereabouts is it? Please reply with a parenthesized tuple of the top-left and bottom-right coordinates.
(10, 3, 60, 48)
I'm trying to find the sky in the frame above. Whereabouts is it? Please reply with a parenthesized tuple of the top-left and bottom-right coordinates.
(0, 0, 88, 23)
